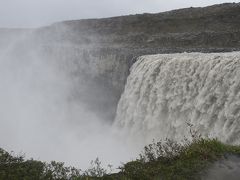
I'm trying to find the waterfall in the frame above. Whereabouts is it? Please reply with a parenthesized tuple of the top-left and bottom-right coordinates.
(115, 52, 240, 145)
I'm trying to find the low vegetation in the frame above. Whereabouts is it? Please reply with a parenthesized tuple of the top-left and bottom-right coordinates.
(1, 137, 240, 179)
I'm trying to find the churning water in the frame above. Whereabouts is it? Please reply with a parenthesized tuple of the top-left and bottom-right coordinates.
(115, 52, 240, 145)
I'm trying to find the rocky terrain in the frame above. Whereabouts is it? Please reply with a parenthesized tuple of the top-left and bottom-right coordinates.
(1, 2, 240, 120)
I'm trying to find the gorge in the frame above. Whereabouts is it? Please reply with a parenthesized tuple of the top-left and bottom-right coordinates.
(0, 2, 240, 170)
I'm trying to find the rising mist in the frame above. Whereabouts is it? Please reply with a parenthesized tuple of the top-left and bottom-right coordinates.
(0, 28, 139, 170)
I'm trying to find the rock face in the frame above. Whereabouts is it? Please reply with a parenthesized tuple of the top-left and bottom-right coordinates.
(203, 155, 240, 180)
(1, 3, 240, 120)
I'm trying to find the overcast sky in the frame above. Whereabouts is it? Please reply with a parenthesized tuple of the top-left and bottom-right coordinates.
(0, 0, 239, 28)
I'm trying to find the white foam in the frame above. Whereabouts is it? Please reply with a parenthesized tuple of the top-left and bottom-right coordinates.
(115, 52, 240, 145)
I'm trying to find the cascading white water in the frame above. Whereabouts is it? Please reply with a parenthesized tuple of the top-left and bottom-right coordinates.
(115, 52, 240, 145)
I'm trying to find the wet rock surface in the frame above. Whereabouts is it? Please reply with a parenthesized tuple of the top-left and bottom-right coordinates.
(203, 154, 240, 180)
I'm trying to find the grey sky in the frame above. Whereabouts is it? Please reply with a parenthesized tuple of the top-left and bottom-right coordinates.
(0, 0, 239, 28)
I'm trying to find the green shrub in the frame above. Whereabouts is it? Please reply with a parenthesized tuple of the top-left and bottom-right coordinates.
(1, 134, 240, 179)
(120, 138, 240, 180)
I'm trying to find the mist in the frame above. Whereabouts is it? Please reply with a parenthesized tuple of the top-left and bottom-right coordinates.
(0, 30, 139, 170)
